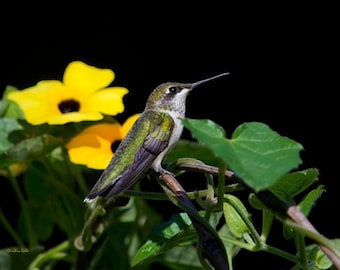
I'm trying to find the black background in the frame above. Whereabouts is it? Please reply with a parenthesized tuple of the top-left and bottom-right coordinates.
(1, 3, 338, 269)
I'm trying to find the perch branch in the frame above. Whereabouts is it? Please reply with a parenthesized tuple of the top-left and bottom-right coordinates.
(160, 173, 229, 270)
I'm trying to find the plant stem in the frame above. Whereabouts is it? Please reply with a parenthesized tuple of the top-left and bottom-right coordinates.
(7, 171, 36, 248)
(216, 161, 226, 210)
(263, 244, 298, 263)
(124, 184, 242, 201)
(219, 235, 255, 250)
(28, 240, 70, 270)
(0, 209, 25, 247)
(219, 234, 298, 264)
(285, 219, 340, 262)
(204, 173, 216, 220)
(294, 230, 308, 270)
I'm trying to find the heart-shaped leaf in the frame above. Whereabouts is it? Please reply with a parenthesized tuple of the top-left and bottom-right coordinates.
(183, 119, 303, 191)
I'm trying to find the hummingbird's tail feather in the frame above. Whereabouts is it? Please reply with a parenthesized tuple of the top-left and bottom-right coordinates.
(84, 179, 118, 203)
(105, 146, 157, 199)
(84, 138, 167, 203)
(84, 130, 170, 203)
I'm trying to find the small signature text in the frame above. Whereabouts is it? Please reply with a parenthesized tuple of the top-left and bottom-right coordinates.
(6, 248, 30, 253)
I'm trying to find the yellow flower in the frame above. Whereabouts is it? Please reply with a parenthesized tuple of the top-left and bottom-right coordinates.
(66, 114, 140, 170)
(7, 61, 128, 125)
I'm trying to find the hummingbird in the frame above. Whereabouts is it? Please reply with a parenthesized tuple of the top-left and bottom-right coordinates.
(84, 72, 230, 203)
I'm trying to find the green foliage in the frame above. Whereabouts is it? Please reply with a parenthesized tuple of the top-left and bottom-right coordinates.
(223, 194, 251, 239)
(0, 118, 24, 153)
(182, 119, 303, 191)
(131, 212, 196, 267)
(1, 90, 339, 269)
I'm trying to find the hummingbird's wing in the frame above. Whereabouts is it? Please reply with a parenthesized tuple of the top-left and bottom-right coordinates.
(84, 111, 174, 202)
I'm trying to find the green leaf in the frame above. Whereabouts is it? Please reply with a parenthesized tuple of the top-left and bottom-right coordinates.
(0, 250, 10, 270)
(14, 165, 57, 242)
(0, 118, 23, 154)
(298, 185, 324, 217)
(17, 202, 54, 242)
(7, 134, 63, 161)
(218, 224, 242, 263)
(248, 169, 320, 212)
(304, 240, 340, 269)
(183, 119, 303, 191)
(131, 213, 196, 267)
(164, 139, 222, 167)
(24, 160, 84, 238)
(270, 168, 319, 199)
(157, 246, 202, 269)
(88, 222, 132, 270)
(183, 119, 226, 140)
(248, 193, 266, 210)
(282, 185, 325, 240)
(132, 240, 160, 266)
(25, 163, 56, 202)
(223, 194, 251, 238)
(159, 213, 192, 240)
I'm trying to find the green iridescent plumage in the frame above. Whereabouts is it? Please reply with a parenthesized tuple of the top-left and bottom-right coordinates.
(85, 110, 174, 201)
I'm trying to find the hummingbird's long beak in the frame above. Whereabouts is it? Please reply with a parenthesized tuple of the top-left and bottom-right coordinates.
(191, 72, 230, 89)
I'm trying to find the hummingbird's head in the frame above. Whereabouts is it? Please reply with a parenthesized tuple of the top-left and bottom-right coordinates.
(145, 72, 230, 115)
(145, 82, 192, 115)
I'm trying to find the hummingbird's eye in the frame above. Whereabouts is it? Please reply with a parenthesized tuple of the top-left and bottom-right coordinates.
(168, 86, 182, 94)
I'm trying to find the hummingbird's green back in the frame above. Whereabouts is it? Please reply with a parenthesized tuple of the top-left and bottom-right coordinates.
(85, 110, 174, 201)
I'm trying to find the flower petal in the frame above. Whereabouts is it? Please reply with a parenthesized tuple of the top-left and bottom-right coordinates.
(84, 87, 129, 116)
(7, 81, 66, 125)
(47, 112, 104, 125)
(63, 61, 115, 96)
(75, 123, 123, 141)
(67, 133, 113, 169)
(87, 155, 113, 170)
(66, 123, 123, 169)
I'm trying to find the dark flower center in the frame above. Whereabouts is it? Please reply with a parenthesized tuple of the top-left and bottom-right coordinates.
(58, 99, 80, 113)
(111, 140, 121, 153)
